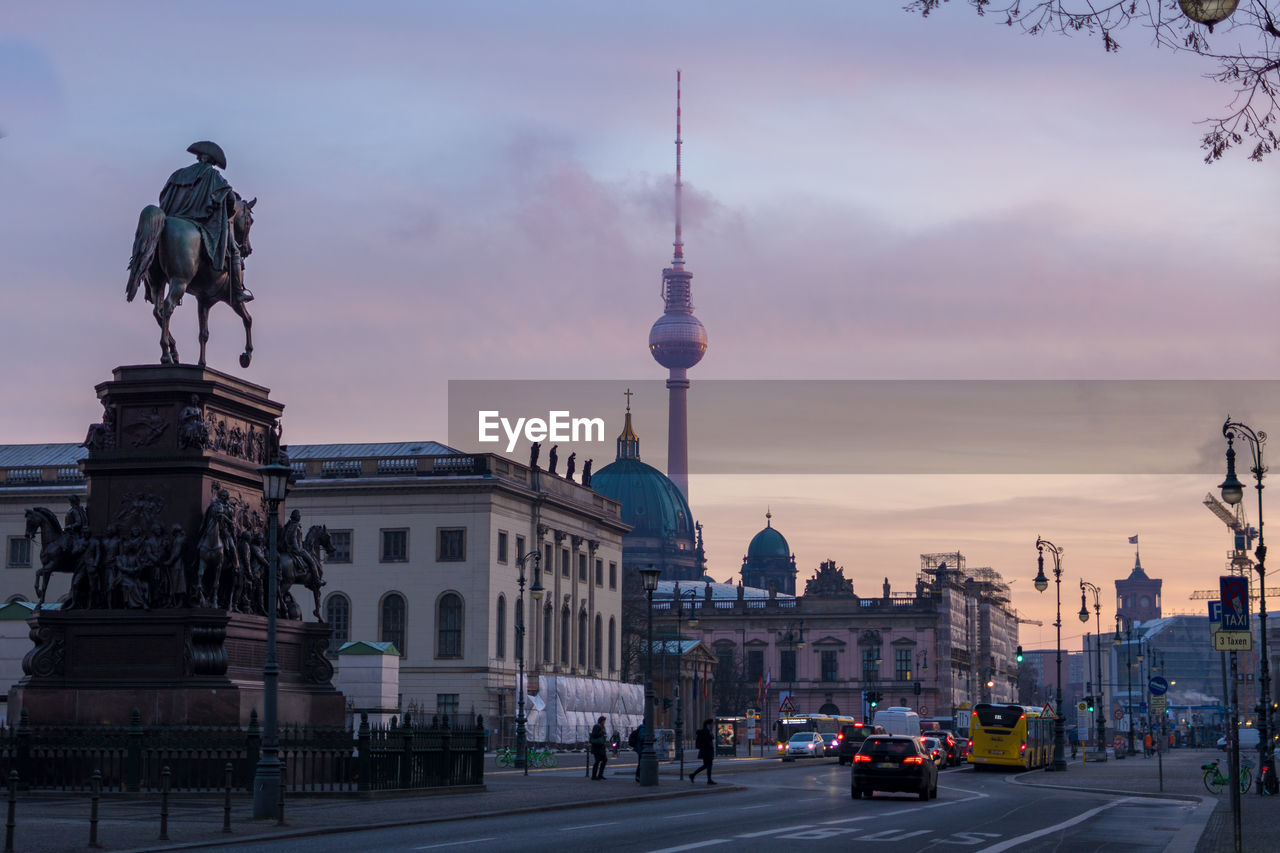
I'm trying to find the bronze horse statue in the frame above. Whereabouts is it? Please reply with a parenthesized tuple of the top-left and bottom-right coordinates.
(278, 524, 331, 621)
(24, 507, 85, 607)
(196, 509, 234, 609)
(126, 194, 257, 368)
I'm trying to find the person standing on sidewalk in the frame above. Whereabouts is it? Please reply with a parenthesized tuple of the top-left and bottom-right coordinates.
(689, 719, 717, 785)
(630, 724, 645, 781)
(590, 716, 609, 780)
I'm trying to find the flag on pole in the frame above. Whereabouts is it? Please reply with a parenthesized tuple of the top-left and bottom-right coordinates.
(764, 670, 772, 695)
(1128, 535, 1139, 544)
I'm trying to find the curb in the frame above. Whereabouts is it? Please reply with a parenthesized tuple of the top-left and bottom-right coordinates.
(118, 783, 748, 853)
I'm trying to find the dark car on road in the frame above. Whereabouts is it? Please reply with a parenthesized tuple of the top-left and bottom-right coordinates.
(836, 722, 887, 766)
(932, 729, 961, 766)
(852, 735, 939, 801)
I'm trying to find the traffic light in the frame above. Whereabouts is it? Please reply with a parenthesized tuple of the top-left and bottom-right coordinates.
(868, 691, 881, 708)
(914, 681, 922, 696)
(1016, 645, 1024, 663)
(1085, 695, 1095, 713)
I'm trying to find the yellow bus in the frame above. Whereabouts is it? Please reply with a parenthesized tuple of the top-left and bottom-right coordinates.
(967, 703, 1053, 770)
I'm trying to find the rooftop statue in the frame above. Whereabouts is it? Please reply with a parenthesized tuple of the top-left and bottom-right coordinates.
(126, 141, 257, 368)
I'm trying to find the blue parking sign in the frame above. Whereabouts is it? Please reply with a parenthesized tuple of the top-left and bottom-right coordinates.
(1209, 600, 1222, 623)
(1220, 576, 1250, 631)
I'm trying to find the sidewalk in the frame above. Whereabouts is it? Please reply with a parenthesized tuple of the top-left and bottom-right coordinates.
(1013, 746, 1271, 853)
(5, 757, 745, 853)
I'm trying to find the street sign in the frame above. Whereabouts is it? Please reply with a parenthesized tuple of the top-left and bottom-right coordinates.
(1220, 576, 1250, 631)
(1113, 707, 1125, 721)
(1209, 600, 1222, 623)
(1150, 696, 1167, 716)
(1148, 676, 1169, 696)
(918, 705, 928, 715)
(1214, 631, 1254, 652)
(778, 696, 796, 715)
(1040, 703, 1057, 720)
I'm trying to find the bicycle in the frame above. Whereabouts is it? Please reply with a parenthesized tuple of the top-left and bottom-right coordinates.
(495, 747, 516, 768)
(527, 745, 558, 768)
(1202, 757, 1253, 794)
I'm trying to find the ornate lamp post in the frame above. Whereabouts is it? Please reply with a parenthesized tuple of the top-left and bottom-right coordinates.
(252, 449, 291, 819)
(1079, 580, 1106, 760)
(1220, 418, 1277, 794)
(514, 551, 543, 775)
(1035, 537, 1068, 771)
(638, 566, 662, 787)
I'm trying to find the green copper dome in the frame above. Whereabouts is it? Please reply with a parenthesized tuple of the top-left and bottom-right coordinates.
(747, 512, 791, 558)
(590, 457, 695, 541)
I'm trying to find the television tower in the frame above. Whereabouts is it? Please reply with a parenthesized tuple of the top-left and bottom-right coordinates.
(648, 69, 707, 499)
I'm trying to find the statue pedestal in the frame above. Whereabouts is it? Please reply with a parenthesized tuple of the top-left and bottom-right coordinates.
(9, 608, 344, 727)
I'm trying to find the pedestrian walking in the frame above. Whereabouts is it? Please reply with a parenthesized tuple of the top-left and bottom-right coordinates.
(630, 724, 644, 781)
(590, 716, 609, 779)
(688, 719, 717, 785)
(1143, 731, 1153, 758)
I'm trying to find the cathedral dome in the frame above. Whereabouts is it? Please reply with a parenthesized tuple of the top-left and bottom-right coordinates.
(591, 457, 695, 542)
(747, 513, 790, 559)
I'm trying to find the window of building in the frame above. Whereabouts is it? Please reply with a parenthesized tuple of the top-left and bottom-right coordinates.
(717, 649, 735, 677)
(516, 535, 526, 562)
(437, 528, 466, 562)
(327, 530, 352, 563)
(747, 649, 764, 683)
(560, 608, 570, 665)
(437, 592, 464, 658)
(497, 531, 509, 564)
(496, 595, 506, 660)
(561, 548, 570, 578)
(324, 594, 350, 655)
(578, 553, 587, 582)
(380, 593, 406, 655)
(861, 647, 881, 681)
(595, 559, 603, 587)
(609, 562, 617, 589)
(780, 649, 796, 683)
(594, 614, 603, 670)
(608, 617, 616, 671)
(6, 537, 31, 569)
(821, 650, 839, 683)
(380, 529, 408, 563)
(543, 604, 552, 663)
(578, 610, 588, 667)
(895, 648, 912, 681)
(437, 693, 459, 719)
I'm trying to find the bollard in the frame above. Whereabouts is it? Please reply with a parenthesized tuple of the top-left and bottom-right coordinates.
(88, 769, 102, 849)
(5, 770, 16, 853)
(586, 746, 591, 778)
(223, 762, 233, 833)
(159, 765, 170, 840)
(275, 759, 286, 826)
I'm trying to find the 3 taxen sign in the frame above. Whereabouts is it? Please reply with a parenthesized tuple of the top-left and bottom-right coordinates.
(1220, 576, 1250, 631)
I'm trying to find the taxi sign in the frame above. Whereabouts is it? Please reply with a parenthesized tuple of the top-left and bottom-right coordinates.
(1221, 576, 1250, 631)
(1214, 631, 1253, 652)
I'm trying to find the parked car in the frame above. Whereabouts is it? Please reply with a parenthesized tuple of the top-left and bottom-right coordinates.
(1218, 729, 1261, 750)
(837, 723, 887, 766)
(852, 735, 939, 801)
(782, 731, 826, 761)
(920, 736, 946, 768)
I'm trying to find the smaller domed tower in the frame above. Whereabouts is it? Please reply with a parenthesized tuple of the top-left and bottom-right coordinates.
(741, 510, 798, 595)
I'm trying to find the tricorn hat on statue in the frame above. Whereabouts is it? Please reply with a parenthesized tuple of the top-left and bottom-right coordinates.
(186, 140, 227, 169)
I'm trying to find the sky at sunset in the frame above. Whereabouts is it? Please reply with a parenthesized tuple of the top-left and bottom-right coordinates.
(4, 1, 1280, 644)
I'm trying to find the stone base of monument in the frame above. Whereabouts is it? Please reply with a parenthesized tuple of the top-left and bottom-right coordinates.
(8, 608, 344, 727)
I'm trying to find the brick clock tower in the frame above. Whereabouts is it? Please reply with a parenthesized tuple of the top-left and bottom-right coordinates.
(1115, 542, 1161, 629)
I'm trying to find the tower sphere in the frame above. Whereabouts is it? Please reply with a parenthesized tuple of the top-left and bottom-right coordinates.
(649, 312, 707, 370)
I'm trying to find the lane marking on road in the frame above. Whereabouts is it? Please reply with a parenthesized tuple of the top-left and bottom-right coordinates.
(560, 822, 617, 831)
(736, 804, 772, 810)
(975, 798, 1129, 853)
(736, 824, 818, 838)
(413, 839, 497, 850)
(646, 841, 731, 853)
(663, 811, 709, 819)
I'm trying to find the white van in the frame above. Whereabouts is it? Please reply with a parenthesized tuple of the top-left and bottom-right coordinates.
(873, 707, 922, 739)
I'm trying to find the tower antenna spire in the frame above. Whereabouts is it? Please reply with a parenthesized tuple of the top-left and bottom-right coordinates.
(673, 68, 684, 269)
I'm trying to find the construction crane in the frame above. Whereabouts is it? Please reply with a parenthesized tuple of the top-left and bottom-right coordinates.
(1190, 492, 1275, 600)
(1013, 609, 1043, 627)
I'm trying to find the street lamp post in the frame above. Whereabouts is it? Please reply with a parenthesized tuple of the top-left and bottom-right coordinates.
(252, 448, 291, 819)
(1220, 418, 1277, 794)
(1080, 580, 1106, 760)
(1035, 537, 1068, 772)
(1116, 619, 1136, 755)
(514, 551, 543, 775)
(639, 566, 662, 786)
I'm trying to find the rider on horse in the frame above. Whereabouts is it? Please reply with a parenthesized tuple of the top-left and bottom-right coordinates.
(282, 509, 325, 588)
(157, 141, 253, 305)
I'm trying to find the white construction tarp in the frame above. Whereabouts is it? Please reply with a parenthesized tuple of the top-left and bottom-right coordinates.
(524, 675, 643, 746)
